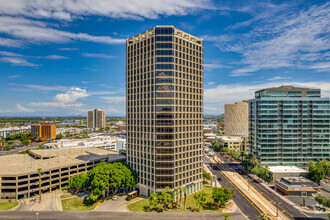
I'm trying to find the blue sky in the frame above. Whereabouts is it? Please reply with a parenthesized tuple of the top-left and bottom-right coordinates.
(0, 0, 329, 116)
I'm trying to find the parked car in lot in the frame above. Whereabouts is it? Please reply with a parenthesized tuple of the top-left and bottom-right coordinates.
(112, 195, 118, 200)
(218, 177, 222, 181)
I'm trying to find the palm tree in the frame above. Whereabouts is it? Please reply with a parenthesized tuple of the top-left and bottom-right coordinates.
(182, 187, 188, 210)
(178, 186, 183, 208)
(259, 213, 268, 220)
(173, 188, 180, 210)
(222, 212, 231, 220)
(37, 168, 43, 203)
(164, 186, 171, 193)
(251, 156, 259, 167)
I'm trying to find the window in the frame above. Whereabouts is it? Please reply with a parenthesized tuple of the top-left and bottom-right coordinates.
(156, 43, 173, 49)
(155, 27, 174, 35)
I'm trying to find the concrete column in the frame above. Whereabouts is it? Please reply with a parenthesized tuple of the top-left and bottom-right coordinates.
(49, 170, 52, 192)
(28, 174, 30, 198)
(15, 176, 18, 200)
(59, 168, 62, 190)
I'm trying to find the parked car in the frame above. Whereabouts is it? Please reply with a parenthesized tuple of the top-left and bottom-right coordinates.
(218, 177, 222, 181)
(112, 195, 118, 200)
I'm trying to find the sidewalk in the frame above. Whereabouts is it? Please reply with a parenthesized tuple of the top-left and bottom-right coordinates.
(208, 154, 289, 220)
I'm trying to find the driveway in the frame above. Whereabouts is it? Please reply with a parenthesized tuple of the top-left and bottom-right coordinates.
(93, 195, 130, 212)
(30, 190, 63, 211)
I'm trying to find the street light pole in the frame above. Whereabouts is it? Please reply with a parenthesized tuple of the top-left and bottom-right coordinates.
(276, 201, 279, 217)
(36, 212, 39, 220)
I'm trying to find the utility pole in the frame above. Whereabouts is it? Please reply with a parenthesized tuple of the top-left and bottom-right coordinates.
(276, 201, 279, 217)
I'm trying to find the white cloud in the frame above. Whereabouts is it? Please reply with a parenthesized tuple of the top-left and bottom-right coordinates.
(30, 87, 88, 108)
(204, 63, 230, 69)
(45, 55, 68, 60)
(0, 16, 125, 46)
(0, 37, 22, 47)
(268, 76, 292, 81)
(204, 81, 330, 114)
(0, 57, 39, 67)
(0, 0, 212, 20)
(8, 75, 20, 78)
(8, 83, 68, 91)
(16, 104, 34, 112)
(58, 48, 78, 51)
(0, 51, 22, 56)
(81, 81, 88, 84)
(206, 2, 330, 74)
(82, 53, 115, 59)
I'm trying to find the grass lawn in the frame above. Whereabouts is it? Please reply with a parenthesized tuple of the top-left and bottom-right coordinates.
(127, 184, 225, 212)
(0, 201, 19, 210)
(62, 198, 97, 211)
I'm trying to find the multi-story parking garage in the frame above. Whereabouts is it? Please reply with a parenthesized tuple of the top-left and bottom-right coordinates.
(0, 148, 125, 200)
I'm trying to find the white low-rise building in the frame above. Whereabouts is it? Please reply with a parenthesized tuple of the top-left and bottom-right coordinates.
(0, 126, 30, 138)
(44, 135, 126, 152)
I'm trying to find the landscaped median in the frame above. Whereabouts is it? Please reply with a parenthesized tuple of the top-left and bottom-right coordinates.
(0, 201, 19, 210)
(127, 184, 233, 213)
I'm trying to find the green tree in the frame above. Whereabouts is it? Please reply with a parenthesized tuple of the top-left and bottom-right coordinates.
(213, 142, 220, 151)
(158, 192, 173, 210)
(203, 170, 212, 180)
(259, 213, 268, 220)
(37, 168, 43, 203)
(193, 191, 207, 211)
(148, 193, 158, 209)
(212, 187, 235, 208)
(22, 139, 30, 146)
(222, 147, 228, 153)
(211, 139, 216, 146)
(308, 160, 329, 183)
(222, 212, 231, 220)
(69, 173, 89, 192)
(56, 134, 64, 139)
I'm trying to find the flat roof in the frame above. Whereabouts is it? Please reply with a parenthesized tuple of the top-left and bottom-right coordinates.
(0, 148, 125, 176)
(268, 166, 308, 173)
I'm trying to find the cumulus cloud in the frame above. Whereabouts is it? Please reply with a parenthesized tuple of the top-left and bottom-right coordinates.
(16, 104, 34, 112)
(8, 83, 68, 91)
(102, 96, 126, 104)
(30, 87, 88, 108)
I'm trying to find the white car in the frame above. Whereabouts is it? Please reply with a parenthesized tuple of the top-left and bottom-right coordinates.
(112, 195, 118, 200)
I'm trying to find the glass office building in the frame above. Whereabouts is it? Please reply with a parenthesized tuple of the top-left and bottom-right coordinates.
(249, 86, 330, 166)
(126, 26, 203, 196)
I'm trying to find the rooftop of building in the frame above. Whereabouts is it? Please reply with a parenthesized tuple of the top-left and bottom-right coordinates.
(218, 135, 244, 141)
(127, 26, 203, 43)
(256, 85, 320, 93)
(268, 166, 308, 173)
(277, 176, 319, 188)
(0, 147, 125, 176)
(0, 126, 30, 131)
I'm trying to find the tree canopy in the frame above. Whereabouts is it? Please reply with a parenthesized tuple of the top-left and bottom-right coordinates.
(308, 159, 329, 183)
(193, 191, 207, 211)
(212, 187, 235, 208)
(69, 161, 137, 202)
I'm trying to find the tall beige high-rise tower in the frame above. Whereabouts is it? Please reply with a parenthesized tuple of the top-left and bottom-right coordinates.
(224, 102, 248, 136)
(87, 109, 106, 128)
(126, 26, 203, 196)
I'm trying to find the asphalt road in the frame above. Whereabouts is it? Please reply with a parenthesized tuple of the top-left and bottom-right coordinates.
(0, 211, 247, 220)
(0, 142, 40, 156)
(215, 152, 329, 220)
(203, 157, 262, 220)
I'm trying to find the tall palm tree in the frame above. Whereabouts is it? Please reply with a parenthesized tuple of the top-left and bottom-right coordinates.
(222, 212, 231, 220)
(259, 213, 268, 220)
(251, 156, 259, 167)
(178, 186, 183, 208)
(37, 168, 43, 203)
(182, 187, 188, 210)
(173, 188, 180, 210)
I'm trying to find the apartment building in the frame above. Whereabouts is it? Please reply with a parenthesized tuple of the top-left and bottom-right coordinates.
(249, 86, 330, 166)
(0, 148, 125, 200)
(224, 101, 248, 136)
(31, 123, 56, 140)
(126, 26, 203, 196)
(87, 109, 106, 128)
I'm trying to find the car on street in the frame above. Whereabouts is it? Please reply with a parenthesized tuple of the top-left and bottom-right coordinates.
(112, 195, 118, 200)
(218, 177, 222, 181)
